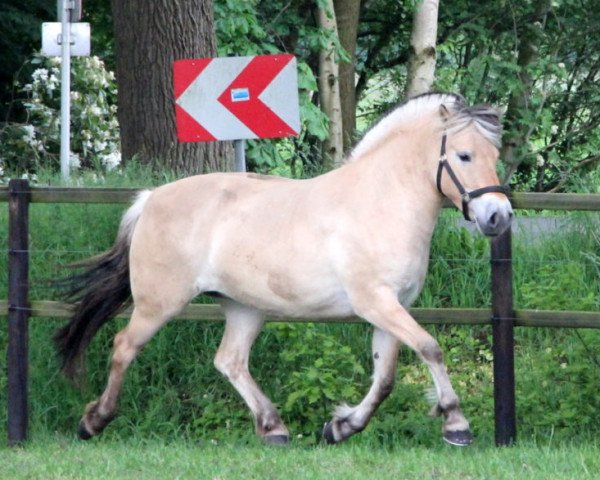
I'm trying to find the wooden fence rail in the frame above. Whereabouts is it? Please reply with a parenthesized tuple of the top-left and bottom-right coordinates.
(2, 181, 600, 447)
(1, 300, 599, 328)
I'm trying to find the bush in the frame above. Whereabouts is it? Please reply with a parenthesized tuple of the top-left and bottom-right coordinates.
(0, 54, 120, 181)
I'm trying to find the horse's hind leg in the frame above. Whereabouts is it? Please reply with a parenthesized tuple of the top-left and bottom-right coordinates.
(323, 327, 400, 444)
(77, 306, 173, 439)
(214, 300, 289, 444)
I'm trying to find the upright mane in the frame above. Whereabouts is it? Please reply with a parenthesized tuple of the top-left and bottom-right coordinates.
(348, 92, 502, 162)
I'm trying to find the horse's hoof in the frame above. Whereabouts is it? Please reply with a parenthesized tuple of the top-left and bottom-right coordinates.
(264, 434, 289, 446)
(322, 422, 337, 445)
(77, 421, 93, 441)
(443, 429, 473, 447)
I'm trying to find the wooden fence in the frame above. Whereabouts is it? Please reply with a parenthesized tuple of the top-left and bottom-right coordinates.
(2, 179, 600, 447)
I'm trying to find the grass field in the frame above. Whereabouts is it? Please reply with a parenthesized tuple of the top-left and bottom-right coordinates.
(2, 434, 599, 480)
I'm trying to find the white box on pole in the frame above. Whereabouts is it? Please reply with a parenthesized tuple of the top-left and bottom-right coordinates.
(41, 22, 91, 57)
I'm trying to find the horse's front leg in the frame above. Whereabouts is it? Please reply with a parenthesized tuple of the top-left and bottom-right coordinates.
(327, 287, 472, 446)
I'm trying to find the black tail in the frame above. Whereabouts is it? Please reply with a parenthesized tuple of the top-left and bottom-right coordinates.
(53, 190, 151, 379)
(53, 241, 131, 378)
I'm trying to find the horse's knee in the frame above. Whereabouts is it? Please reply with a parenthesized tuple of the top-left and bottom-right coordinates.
(214, 350, 244, 381)
(420, 339, 443, 364)
(213, 350, 228, 377)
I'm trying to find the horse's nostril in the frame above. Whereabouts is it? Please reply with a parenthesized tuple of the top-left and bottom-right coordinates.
(489, 212, 498, 228)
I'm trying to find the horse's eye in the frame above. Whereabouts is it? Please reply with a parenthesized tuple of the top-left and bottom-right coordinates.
(457, 152, 471, 162)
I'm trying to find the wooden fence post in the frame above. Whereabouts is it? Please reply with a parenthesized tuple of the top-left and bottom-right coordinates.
(491, 226, 516, 446)
(7, 179, 30, 446)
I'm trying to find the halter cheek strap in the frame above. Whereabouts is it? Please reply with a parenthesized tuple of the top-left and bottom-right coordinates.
(436, 133, 509, 221)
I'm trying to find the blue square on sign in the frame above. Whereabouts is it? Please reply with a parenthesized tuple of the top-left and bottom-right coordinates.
(231, 88, 250, 102)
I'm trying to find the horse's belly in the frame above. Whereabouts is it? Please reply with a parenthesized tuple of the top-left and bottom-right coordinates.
(261, 291, 355, 319)
(198, 256, 354, 319)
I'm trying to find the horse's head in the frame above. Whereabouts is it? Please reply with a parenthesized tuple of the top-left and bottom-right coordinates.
(436, 103, 513, 237)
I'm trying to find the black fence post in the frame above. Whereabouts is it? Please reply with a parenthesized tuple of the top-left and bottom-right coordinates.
(7, 179, 30, 446)
(491, 226, 516, 446)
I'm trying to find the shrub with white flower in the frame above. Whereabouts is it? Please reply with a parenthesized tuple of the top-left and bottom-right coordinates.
(0, 53, 121, 182)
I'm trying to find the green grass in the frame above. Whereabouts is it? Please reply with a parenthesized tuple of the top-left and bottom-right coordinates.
(2, 434, 599, 480)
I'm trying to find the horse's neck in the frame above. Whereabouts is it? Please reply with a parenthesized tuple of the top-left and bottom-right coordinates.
(348, 132, 441, 212)
(330, 148, 443, 247)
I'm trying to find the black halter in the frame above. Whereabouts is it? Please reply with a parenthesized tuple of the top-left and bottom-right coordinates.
(436, 133, 509, 221)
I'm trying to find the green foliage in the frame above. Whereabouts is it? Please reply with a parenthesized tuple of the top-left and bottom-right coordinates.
(267, 323, 366, 436)
(355, 1, 600, 193)
(436, 1, 600, 192)
(517, 328, 600, 436)
(213, 0, 330, 177)
(0, 54, 120, 181)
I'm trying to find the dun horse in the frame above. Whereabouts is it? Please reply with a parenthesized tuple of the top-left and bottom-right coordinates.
(55, 92, 512, 446)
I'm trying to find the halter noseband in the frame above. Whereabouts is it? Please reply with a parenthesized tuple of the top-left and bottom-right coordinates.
(436, 133, 509, 221)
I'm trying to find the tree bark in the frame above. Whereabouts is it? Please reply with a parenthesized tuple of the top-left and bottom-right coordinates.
(111, 0, 232, 174)
(317, 0, 344, 169)
(405, 0, 440, 98)
(333, 0, 361, 154)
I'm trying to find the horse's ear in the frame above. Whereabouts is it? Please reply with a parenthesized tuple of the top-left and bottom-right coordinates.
(439, 104, 451, 122)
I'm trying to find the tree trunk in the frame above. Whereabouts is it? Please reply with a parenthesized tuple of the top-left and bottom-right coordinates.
(500, 0, 552, 185)
(333, 0, 361, 154)
(111, 0, 232, 174)
(405, 0, 440, 98)
(317, 0, 344, 169)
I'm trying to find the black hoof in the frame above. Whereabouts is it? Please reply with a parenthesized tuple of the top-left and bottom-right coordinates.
(443, 429, 473, 447)
(322, 422, 337, 445)
(77, 422, 93, 441)
(264, 434, 289, 446)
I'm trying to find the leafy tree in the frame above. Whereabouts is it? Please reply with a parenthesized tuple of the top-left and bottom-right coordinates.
(0, 1, 53, 121)
(433, 0, 600, 192)
(333, 0, 361, 152)
(110, 0, 232, 173)
(1, 0, 598, 190)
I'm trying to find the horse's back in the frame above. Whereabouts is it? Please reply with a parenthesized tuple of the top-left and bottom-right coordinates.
(128, 172, 352, 317)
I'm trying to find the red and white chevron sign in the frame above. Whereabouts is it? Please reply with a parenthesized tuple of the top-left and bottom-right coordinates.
(174, 54, 300, 142)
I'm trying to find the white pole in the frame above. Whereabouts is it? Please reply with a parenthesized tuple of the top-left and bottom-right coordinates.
(234, 139, 246, 172)
(60, 0, 71, 180)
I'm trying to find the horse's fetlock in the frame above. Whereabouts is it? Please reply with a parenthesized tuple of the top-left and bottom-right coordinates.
(82, 400, 115, 435)
(439, 393, 460, 416)
(379, 374, 395, 399)
(333, 416, 364, 442)
(256, 410, 285, 437)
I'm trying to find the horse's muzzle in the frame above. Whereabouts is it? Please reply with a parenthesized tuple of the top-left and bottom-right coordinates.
(472, 197, 513, 237)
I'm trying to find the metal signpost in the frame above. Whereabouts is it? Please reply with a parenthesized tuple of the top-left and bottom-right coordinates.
(174, 54, 301, 172)
(41, 0, 90, 180)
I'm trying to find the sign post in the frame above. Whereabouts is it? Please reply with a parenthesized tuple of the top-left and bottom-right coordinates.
(42, 1, 89, 180)
(59, 0, 71, 180)
(174, 54, 300, 172)
(234, 140, 246, 172)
